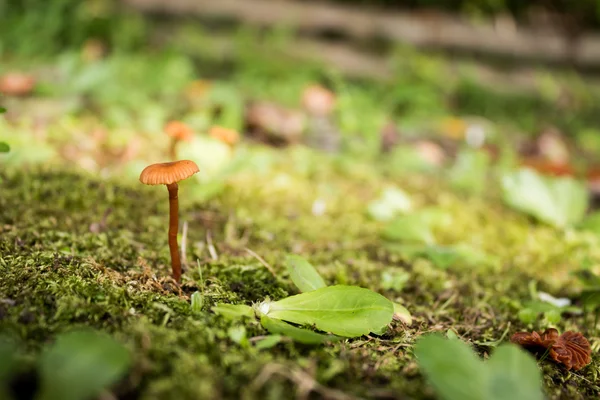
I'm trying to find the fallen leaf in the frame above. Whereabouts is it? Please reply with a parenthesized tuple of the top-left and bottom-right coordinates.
(245, 101, 305, 145)
(0, 72, 36, 96)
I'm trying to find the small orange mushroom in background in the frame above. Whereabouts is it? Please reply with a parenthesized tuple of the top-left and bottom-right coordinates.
(301, 84, 335, 116)
(209, 125, 240, 148)
(185, 79, 212, 103)
(0, 72, 36, 96)
(139, 160, 199, 283)
(165, 121, 194, 160)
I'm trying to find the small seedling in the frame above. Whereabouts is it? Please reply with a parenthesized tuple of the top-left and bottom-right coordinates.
(258, 285, 394, 337)
(212, 255, 411, 344)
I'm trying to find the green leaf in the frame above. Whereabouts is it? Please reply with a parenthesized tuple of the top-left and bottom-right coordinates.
(367, 186, 412, 221)
(211, 304, 255, 320)
(261, 285, 394, 337)
(393, 302, 412, 325)
(582, 289, 600, 309)
(381, 270, 410, 291)
(517, 308, 538, 324)
(260, 315, 339, 344)
(227, 326, 248, 345)
(37, 330, 131, 400)
(502, 168, 588, 228)
(286, 255, 326, 293)
(254, 335, 283, 350)
(415, 335, 487, 400)
(0, 107, 6, 114)
(486, 345, 544, 400)
(414, 336, 544, 400)
(382, 214, 436, 245)
(449, 149, 490, 194)
(0, 337, 20, 400)
(0, 142, 9, 153)
(387, 243, 494, 270)
(190, 291, 204, 312)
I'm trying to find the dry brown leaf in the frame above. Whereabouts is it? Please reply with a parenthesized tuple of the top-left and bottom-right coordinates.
(511, 328, 592, 370)
(0, 72, 36, 96)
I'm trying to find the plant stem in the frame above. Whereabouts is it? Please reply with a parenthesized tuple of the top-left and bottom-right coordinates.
(167, 182, 181, 282)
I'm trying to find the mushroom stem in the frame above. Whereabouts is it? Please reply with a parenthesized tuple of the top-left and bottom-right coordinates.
(169, 138, 178, 160)
(167, 182, 181, 282)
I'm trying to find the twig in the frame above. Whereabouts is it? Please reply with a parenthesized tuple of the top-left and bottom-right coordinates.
(181, 220, 188, 267)
(206, 230, 218, 260)
(244, 247, 277, 277)
(249, 363, 357, 400)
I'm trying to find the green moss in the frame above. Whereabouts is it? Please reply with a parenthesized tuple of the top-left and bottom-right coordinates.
(1, 166, 599, 399)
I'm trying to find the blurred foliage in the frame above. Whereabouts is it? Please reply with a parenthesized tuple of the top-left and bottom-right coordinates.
(0, 0, 146, 56)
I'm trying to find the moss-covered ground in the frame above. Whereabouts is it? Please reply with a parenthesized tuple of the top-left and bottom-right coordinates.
(2, 5, 600, 398)
(1, 151, 599, 398)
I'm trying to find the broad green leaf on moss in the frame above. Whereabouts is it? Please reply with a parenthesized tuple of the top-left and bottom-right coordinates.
(211, 304, 255, 320)
(367, 186, 412, 221)
(260, 285, 394, 337)
(37, 330, 131, 400)
(260, 316, 339, 344)
(414, 336, 544, 400)
(286, 255, 326, 293)
(0, 142, 9, 153)
(415, 335, 486, 400)
(501, 168, 588, 228)
(486, 345, 544, 400)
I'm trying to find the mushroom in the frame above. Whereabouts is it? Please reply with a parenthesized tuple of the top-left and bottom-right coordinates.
(139, 160, 199, 283)
(165, 121, 194, 160)
(209, 125, 240, 148)
(301, 84, 335, 116)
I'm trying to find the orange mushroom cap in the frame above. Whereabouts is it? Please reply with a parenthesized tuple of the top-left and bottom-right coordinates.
(209, 125, 240, 146)
(165, 121, 194, 142)
(301, 84, 335, 116)
(139, 160, 199, 185)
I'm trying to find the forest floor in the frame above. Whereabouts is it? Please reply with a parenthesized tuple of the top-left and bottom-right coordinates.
(1, 16, 600, 400)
